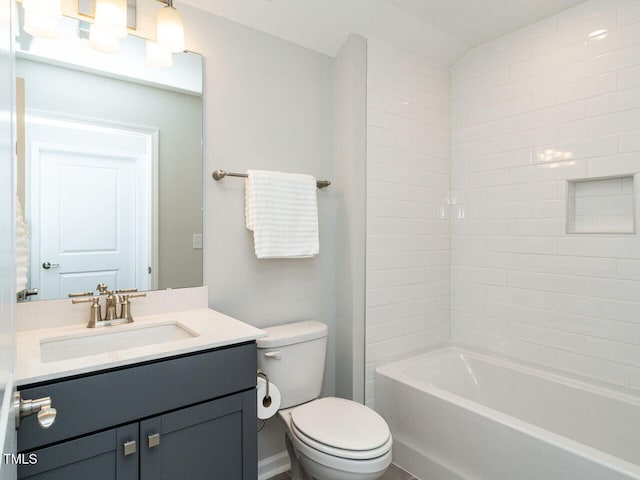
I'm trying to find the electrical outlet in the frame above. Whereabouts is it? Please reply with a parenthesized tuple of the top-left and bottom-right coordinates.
(192, 234, 203, 249)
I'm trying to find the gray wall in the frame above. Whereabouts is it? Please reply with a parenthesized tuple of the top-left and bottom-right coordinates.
(333, 34, 367, 403)
(16, 58, 203, 291)
(183, 5, 336, 462)
(0, 0, 16, 476)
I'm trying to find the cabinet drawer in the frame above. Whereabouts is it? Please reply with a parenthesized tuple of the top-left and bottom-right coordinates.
(18, 342, 256, 451)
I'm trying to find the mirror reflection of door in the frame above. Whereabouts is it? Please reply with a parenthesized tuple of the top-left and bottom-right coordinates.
(15, 19, 204, 301)
(26, 114, 157, 300)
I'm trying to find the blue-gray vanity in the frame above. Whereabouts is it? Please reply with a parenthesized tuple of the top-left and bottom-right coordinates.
(14, 301, 265, 480)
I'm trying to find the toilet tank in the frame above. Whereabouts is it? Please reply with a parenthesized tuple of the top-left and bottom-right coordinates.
(257, 320, 328, 409)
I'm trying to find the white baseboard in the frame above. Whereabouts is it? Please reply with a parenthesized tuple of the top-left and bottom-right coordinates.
(257, 451, 290, 480)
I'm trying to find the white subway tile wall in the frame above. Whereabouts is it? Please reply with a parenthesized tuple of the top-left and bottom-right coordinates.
(452, 0, 640, 388)
(365, 39, 451, 407)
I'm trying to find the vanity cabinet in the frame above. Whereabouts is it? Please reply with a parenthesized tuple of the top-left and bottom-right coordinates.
(17, 342, 257, 480)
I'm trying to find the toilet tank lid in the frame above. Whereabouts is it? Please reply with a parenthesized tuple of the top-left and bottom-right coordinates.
(257, 320, 328, 348)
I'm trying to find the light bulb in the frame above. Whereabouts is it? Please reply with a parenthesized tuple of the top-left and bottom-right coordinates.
(88, 23, 119, 54)
(157, 5, 185, 53)
(146, 40, 173, 68)
(22, 0, 62, 39)
(94, 0, 127, 39)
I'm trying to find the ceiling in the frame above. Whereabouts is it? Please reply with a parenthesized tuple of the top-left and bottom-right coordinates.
(386, 0, 587, 47)
(178, 0, 588, 66)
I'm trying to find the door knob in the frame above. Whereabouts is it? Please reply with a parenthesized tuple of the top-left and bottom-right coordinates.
(42, 262, 60, 270)
(14, 392, 57, 430)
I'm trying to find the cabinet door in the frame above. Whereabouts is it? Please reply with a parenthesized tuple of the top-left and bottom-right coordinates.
(17, 423, 138, 480)
(140, 390, 257, 480)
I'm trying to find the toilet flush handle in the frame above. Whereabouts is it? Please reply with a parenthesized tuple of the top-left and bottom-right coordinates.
(264, 351, 282, 360)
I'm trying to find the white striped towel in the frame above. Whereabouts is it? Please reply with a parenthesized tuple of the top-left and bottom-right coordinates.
(245, 169, 319, 259)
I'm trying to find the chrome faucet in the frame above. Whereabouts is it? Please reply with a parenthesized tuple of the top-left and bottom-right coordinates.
(71, 284, 146, 328)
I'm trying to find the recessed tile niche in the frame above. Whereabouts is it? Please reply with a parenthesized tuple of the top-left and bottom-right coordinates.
(567, 175, 636, 234)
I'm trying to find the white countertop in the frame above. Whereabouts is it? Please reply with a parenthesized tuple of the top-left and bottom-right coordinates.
(16, 308, 266, 386)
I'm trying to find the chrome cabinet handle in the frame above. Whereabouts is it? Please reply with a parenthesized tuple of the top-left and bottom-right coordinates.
(123, 440, 137, 456)
(14, 393, 57, 430)
(42, 262, 60, 270)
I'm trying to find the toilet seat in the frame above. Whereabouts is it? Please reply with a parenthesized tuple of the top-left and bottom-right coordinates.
(287, 429, 393, 477)
(289, 397, 392, 460)
(291, 421, 393, 460)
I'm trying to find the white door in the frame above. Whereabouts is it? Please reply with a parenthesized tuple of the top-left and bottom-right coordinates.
(26, 114, 155, 299)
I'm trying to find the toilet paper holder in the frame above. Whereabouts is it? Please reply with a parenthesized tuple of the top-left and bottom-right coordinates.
(257, 370, 272, 408)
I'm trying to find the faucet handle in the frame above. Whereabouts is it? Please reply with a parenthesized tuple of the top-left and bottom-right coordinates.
(116, 288, 138, 294)
(68, 291, 94, 298)
(72, 296, 103, 328)
(119, 292, 146, 323)
(71, 296, 100, 305)
(119, 292, 146, 304)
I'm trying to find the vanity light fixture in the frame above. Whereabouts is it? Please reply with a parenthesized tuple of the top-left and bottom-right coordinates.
(20, 0, 184, 66)
(87, 0, 127, 54)
(87, 0, 184, 61)
(88, 22, 120, 53)
(156, 0, 184, 53)
(93, 0, 128, 38)
(22, 0, 63, 39)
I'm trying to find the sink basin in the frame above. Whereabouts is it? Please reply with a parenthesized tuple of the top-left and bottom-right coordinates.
(40, 322, 199, 363)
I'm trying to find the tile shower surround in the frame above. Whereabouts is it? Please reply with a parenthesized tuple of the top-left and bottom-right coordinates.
(365, 39, 451, 407)
(366, 0, 640, 405)
(451, 0, 640, 389)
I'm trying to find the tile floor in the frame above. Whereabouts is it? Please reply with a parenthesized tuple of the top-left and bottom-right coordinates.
(267, 463, 419, 480)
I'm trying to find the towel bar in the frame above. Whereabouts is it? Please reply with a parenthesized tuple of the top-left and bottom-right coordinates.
(212, 170, 331, 189)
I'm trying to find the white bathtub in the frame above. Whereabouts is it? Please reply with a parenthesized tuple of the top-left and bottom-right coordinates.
(375, 346, 640, 480)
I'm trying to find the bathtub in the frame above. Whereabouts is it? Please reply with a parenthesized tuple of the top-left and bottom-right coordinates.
(375, 346, 640, 480)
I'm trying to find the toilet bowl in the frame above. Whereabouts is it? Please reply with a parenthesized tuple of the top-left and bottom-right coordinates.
(257, 321, 392, 480)
(279, 397, 392, 480)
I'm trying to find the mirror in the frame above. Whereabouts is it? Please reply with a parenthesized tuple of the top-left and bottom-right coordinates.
(15, 14, 203, 301)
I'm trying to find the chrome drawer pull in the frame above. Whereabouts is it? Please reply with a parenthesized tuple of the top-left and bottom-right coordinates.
(123, 440, 137, 456)
(148, 433, 160, 448)
(14, 393, 57, 430)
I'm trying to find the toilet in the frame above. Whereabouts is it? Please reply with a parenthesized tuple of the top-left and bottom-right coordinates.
(257, 320, 392, 480)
